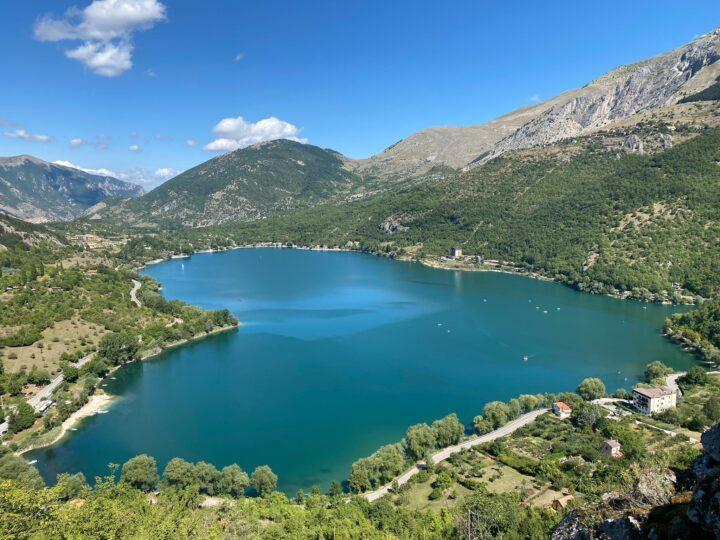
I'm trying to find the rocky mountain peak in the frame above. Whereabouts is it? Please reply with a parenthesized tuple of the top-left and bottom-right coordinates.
(483, 30, 720, 162)
(356, 30, 720, 180)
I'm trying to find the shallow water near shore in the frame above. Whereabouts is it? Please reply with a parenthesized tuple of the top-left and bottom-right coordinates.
(30, 249, 694, 493)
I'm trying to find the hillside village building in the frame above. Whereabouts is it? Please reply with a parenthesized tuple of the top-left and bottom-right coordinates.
(601, 439, 623, 458)
(450, 246, 463, 259)
(632, 386, 677, 415)
(552, 401, 572, 419)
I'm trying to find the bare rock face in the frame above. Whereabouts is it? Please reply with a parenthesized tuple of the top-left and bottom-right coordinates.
(488, 30, 720, 160)
(361, 31, 720, 180)
(633, 470, 676, 507)
(623, 134, 645, 154)
(380, 216, 409, 234)
(597, 516, 642, 539)
(701, 421, 720, 463)
(686, 422, 720, 537)
(551, 514, 592, 540)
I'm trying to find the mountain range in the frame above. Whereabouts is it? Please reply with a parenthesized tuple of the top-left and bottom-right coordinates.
(82, 29, 720, 229)
(4, 29, 720, 235)
(0, 155, 144, 223)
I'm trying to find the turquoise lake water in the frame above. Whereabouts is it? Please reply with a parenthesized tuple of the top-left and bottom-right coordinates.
(30, 249, 695, 493)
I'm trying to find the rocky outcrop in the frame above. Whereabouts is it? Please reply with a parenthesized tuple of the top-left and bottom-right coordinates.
(359, 30, 720, 181)
(551, 514, 592, 540)
(485, 30, 720, 162)
(551, 422, 720, 539)
(623, 134, 645, 155)
(686, 423, 720, 537)
(633, 470, 676, 507)
(380, 216, 409, 234)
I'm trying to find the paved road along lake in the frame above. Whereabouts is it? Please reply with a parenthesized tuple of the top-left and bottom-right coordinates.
(31, 249, 695, 492)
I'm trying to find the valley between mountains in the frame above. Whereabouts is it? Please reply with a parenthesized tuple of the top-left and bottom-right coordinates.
(3, 26, 720, 540)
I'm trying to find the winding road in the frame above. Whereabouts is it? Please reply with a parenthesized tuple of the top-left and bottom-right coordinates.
(362, 408, 548, 502)
(130, 279, 142, 307)
(0, 354, 94, 435)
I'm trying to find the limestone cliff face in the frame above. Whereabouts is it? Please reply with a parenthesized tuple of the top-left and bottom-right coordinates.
(487, 30, 720, 161)
(357, 101, 554, 178)
(361, 30, 720, 180)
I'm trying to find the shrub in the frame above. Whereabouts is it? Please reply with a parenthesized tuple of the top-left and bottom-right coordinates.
(576, 378, 606, 401)
(121, 455, 159, 492)
(250, 465, 277, 497)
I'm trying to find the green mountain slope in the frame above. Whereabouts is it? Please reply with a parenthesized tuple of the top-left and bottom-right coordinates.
(680, 75, 720, 103)
(0, 156, 143, 222)
(123, 122, 720, 302)
(0, 211, 66, 249)
(103, 140, 363, 227)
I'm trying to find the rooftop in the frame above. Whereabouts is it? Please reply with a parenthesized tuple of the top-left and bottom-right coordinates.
(554, 401, 572, 411)
(603, 439, 621, 449)
(633, 386, 675, 398)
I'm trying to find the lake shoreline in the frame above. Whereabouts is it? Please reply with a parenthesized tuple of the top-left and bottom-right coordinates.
(136, 243, 695, 307)
(20, 323, 240, 456)
(19, 393, 115, 455)
(137, 323, 240, 361)
(32, 247, 697, 491)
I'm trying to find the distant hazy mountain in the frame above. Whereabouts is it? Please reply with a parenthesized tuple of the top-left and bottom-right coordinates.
(0, 155, 144, 222)
(101, 139, 361, 227)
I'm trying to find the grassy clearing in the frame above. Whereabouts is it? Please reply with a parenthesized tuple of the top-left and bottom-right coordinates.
(2, 319, 107, 375)
(394, 446, 565, 512)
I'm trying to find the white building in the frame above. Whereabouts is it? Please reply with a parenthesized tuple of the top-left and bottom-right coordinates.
(601, 439, 623, 458)
(632, 386, 677, 415)
(552, 401, 572, 419)
(450, 246, 463, 259)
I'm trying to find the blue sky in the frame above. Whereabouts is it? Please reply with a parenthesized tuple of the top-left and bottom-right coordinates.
(1, 1, 719, 188)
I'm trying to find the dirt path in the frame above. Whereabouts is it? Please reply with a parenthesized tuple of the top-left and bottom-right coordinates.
(130, 279, 142, 307)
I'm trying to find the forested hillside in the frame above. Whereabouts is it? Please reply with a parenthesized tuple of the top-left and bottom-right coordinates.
(0, 217, 236, 452)
(101, 140, 363, 227)
(118, 124, 720, 303)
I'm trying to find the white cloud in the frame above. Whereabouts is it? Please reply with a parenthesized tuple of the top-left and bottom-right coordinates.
(3, 129, 52, 143)
(203, 116, 306, 152)
(53, 159, 174, 188)
(65, 41, 132, 77)
(128, 144, 141, 152)
(186, 139, 197, 147)
(70, 138, 84, 148)
(54, 160, 117, 177)
(154, 167, 178, 180)
(34, 0, 167, 77)
(529, 94, 541, 103)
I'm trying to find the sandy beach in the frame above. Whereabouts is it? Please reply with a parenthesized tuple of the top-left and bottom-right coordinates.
(20, 392, 114, 455)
